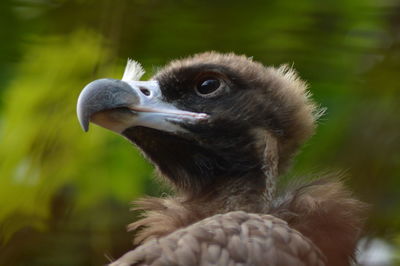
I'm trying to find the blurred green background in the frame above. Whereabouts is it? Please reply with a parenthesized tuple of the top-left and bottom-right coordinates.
(0, 0, 399, 265)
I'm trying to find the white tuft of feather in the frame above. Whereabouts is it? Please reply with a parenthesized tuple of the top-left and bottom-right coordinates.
(122, 59, 145, 81)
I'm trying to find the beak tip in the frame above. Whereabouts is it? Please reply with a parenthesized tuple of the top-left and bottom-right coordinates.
(77, 104, 89, 132)
(78, 116, 90, 132)
(77, 88, 93, 132)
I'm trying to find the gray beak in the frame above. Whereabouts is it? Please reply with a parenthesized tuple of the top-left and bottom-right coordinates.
(77, 79, 139, 132)
(77, 78, 208, 134)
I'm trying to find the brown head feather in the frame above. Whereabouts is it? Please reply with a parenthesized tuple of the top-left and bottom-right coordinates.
(155, 51, 322, 173)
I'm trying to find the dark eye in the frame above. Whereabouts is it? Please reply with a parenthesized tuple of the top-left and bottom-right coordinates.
(195, 77, 225, 97)
(197, 79, 220, 94)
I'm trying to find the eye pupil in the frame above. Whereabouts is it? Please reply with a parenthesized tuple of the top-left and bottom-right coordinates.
(197, 78, 220, 95)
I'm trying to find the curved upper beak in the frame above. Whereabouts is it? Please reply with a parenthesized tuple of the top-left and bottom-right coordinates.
(77, 78, 208, 134)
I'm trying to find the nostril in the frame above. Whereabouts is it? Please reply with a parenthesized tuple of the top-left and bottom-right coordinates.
(139, 87, 151, 96)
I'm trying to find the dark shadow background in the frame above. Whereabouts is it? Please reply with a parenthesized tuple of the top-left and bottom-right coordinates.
(0, 0, 399, 264)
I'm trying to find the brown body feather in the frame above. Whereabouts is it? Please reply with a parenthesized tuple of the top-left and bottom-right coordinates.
(271, 177, 367, 265)
(113, 211, 327, 266)
(124, 177, 366, 266)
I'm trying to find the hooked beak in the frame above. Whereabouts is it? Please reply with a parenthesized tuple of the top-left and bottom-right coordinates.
(77, 78, 208, 134)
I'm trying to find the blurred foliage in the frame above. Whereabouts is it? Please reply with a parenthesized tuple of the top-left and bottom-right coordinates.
(0, 0, 399, 265)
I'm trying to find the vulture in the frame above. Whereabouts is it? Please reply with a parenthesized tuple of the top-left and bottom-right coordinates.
(77, 52, 366, 266)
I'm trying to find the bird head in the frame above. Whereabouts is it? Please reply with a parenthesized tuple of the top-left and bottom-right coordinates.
(77, 52, 320, 195)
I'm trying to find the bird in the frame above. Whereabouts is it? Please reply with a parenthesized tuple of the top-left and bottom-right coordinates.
(77, 52, 366, 266)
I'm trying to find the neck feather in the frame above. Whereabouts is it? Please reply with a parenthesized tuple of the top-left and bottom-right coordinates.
(129, 172, 268, 244)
